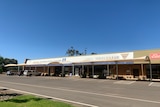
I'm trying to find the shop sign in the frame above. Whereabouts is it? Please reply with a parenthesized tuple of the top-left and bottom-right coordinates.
(26, 52, 134, 64)
(150, 53, 160, 59)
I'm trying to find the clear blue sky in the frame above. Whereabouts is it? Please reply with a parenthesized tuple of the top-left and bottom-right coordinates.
(0, 0, 160, 63)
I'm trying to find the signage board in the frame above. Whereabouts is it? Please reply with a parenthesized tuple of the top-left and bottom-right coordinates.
(150, 53, 160, 60)
(26, 52, 134, 65)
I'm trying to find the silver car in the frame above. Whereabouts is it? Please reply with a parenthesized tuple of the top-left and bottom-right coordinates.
(23, 70, 41, 76)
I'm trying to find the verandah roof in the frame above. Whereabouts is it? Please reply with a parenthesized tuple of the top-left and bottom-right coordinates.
(72, 56, 150, 65)
(4, 56, 150, 67)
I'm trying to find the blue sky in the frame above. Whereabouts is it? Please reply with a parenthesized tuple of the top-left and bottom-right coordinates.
(0, 0, 160, 63)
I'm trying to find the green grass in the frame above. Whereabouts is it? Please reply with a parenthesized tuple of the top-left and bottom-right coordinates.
(0, 95, 74, 107)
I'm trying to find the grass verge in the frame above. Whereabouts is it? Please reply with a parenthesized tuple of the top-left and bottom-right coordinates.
(0, 95, 74, 107)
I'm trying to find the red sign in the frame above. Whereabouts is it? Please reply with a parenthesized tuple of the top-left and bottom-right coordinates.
(150, 53, 160, 59)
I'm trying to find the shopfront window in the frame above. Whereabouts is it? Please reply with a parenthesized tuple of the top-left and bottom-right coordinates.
(146, 64, 160, 79)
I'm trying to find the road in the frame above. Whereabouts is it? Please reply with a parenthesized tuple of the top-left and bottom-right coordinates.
(0, 75, 160, 107)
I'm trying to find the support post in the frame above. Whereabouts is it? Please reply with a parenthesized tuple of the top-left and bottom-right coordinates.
(81, 65, 85, 78)
(35, 66, 37, 71)
(107, 64, 110, 76)
(87, 65, 89, 78)
(18, 66, 20, 73)
(72, 64, 75, 75)
(82, 65, 84, 72)
(92, 63, 94, 77)
(22, 65, 25, 71)
(141, 64, 144, 80)
(149, 60, 152, 81)
(44, 66, 45, 72)
(116, 62, 118, 80)
(62, 65, 65, 77)
(48, 66, 50, 76)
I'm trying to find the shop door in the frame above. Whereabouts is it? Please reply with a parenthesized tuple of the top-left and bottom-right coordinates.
(133, 69, 139, 78)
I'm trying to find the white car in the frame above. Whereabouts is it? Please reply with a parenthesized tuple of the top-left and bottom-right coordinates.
(23, 70, 41, 76)
(6, 71, 14, 75)
(93, 75, 99, 79)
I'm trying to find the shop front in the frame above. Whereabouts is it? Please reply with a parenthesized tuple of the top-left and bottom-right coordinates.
(5, 49, 160, 81)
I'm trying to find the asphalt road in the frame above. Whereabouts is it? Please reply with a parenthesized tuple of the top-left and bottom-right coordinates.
(0, 75, 160, 107)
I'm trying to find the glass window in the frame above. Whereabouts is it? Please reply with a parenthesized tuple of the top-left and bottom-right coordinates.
(146, 64, 160, 79)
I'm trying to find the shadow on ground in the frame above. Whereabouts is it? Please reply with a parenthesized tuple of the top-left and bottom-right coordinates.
(5, 97, 43, 103)
(0, 88, 52, 104)
(0, 88, 22, 102)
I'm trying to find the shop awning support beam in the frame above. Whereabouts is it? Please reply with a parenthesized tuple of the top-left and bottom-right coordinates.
(62, 65, 65, 77)
(149, 60, 152, 81)
(92, 63, 94, 76)
(141, 64, 144, 80)
(116, 61, 118, 80)
(72, 64, 75, 75)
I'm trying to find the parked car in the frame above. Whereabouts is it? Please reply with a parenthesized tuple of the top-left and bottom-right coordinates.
(23, 70, 41, 76)
(6, 71, 14, 75)
(93, 74, 99, 79)
(17, 70, 24, 76)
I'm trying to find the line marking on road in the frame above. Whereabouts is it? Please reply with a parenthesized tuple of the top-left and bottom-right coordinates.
(1, 81, 160, 104)
(97, 80, 108, 83)
(1, 86, 99, 107)
(148, 82, 154, 86)
(114, 81, 135, 84)
(149, 82, 160, 87)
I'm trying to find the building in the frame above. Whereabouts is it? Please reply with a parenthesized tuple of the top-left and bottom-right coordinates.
(23, 49, 160, 81)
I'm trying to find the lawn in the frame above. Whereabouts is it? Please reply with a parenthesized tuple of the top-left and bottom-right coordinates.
(0, 95, 74, 107)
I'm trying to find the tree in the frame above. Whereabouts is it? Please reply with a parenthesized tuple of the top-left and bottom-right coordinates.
(66, 46, 84, 56)
(0, 56, 4, 64)
(91, 52, 97, 55)
(66, 47, 96, 56)
(0, 56, 18, 72)
(3, 58, 17, 65)
(0, 56, 4, 73)
(75, 50, 80, 56)
(66, 46, 75, 56)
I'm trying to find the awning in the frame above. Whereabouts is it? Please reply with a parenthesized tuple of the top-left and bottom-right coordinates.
(47, 62, 62, 66)
(112, 56, 150, 62)
(17, 63, 27, 66)
(48, 61, 72, 66)
(5, 64, 18, 67)
(24, 64, 47, 67)
(48, 62, 61, 65)
(72, 56, 150, 65)
(5, 56, 150, 67)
